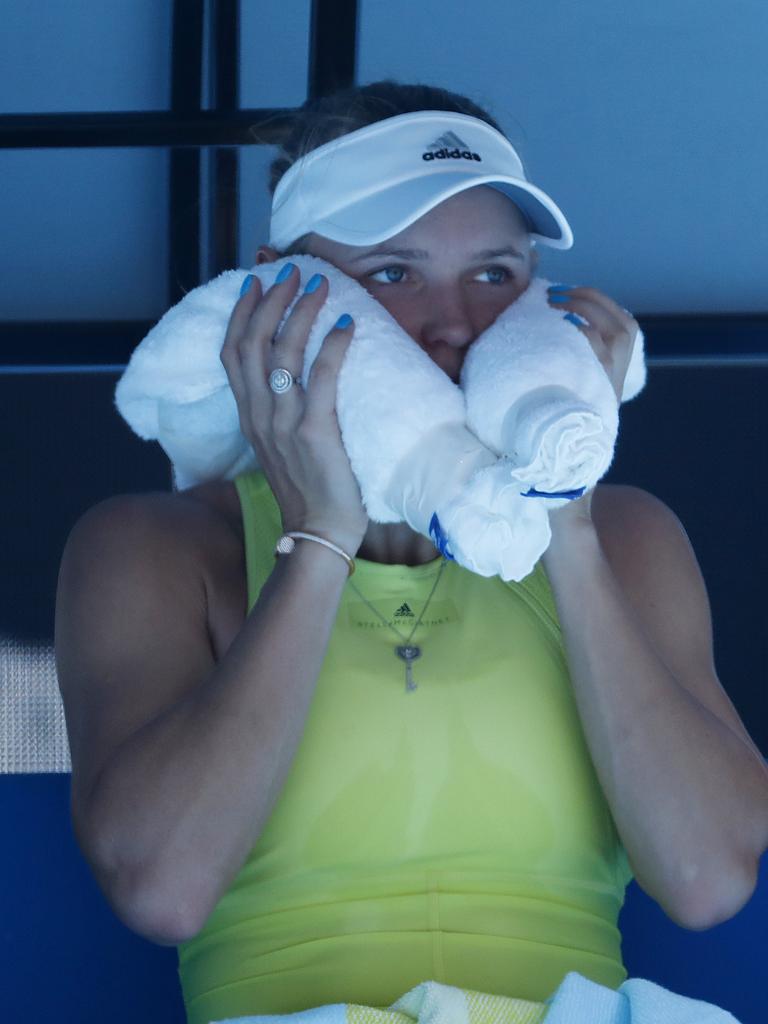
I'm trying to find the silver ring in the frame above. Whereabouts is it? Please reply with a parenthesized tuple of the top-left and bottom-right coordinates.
(268, 367, 301, 394)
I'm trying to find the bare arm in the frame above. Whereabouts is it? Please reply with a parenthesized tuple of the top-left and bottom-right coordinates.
(542, 488, 768, 928)
(57, 498, 352, 945)
(541, 286, 768, 927)
(57, 262, 367, 945)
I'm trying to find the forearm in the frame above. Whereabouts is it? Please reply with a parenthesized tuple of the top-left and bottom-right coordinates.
(542, 520, 766, 926)
(83, 539, 351, 941)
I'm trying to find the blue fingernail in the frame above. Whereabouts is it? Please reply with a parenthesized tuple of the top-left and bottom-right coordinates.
(549, 293, 568, 302)
(565, 312, 589, 327)
(275, 262, 295, 284)
(548, 283, 575, 292)
(335, 313, 353, 329)
(303, 273, 324, 294)
(239, 274, 254, 297)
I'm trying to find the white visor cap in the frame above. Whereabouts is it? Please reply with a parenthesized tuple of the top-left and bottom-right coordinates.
(268, 110, 573, 252)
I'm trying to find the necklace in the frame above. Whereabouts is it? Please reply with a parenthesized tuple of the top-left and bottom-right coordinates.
(348, 559, 448, 693)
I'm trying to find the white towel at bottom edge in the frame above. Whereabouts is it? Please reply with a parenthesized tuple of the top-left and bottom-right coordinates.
(210, 970, 741, 1024)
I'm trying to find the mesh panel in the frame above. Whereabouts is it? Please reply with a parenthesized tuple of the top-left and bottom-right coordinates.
(0, 635, 71, 773)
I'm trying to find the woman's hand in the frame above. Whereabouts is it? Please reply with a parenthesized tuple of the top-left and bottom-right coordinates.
(545, 285, 640, 526)
(547, 285, 639, 404)
(220, 264, 369, 553)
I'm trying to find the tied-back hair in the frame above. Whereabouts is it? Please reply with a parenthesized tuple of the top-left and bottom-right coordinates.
(254, 79, 514, 256)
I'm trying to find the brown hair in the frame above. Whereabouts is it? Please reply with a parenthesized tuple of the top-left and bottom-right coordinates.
(258, 79, 516, 256)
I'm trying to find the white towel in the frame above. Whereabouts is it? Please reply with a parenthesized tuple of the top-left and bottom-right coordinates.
(445, 276, 646, 579)
(462, 275, 646, 489)
(114, 257, 646, 581)
(210, 971, 741, 1024)
(544, 970, 741, 1022)
(213, 1006, 347, 1024)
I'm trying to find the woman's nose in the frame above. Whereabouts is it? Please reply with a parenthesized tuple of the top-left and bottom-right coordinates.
(419, 294, 477, 350)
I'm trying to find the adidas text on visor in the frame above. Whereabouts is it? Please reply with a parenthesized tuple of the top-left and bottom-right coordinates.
(268, 110, 573, 252)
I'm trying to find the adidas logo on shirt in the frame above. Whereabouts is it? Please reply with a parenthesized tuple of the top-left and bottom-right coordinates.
(422, 131, 481, 163)
(394, 603, 415, 618)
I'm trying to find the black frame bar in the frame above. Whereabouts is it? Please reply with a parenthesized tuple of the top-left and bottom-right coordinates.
(209, 0, 239, 280)
(169, 0, 204, 302)
(0, 108, 293, 149)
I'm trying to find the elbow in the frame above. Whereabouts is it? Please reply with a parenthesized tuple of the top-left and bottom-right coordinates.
(672, 857, 759, 931)
(71, 794, 216, 944)
(100, 865, 210, 945)
(76, 827, 209, 945)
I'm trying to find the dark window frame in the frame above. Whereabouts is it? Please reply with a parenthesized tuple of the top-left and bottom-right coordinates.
(1, 0, 765, 367)
(0, 0, 359, 366)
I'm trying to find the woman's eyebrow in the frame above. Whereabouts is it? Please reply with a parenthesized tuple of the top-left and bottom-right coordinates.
(349, 246, 525, 263)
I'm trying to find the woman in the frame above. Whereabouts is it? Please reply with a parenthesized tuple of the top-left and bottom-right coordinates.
(54, 81, 768, 1024)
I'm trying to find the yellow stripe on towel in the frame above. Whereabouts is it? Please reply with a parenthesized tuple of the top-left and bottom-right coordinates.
(347, 984, 548, 1024)
(464, 988, 547, 1024)
(348, 1007, 413, 1024)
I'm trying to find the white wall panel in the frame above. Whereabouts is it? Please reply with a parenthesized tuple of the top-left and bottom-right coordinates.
(358, 0, 768, 313)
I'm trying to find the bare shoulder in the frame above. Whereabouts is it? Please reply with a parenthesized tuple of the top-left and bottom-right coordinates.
(73, 479, 243, 569)
(54, 481, 246, 848)
(590, 482, 684, 558)
(591, 480, 652, 514)
(587, 485, 767, 774)
(588, 482, 711, 670)
(181, 480, 248, 660)
(69, 479, 247, 663)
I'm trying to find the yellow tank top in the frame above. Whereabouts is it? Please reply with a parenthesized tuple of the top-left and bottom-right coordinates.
(178, 470, 633, 1024)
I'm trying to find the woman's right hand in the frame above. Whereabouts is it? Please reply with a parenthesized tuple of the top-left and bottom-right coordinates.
(220, 263, 369, 554)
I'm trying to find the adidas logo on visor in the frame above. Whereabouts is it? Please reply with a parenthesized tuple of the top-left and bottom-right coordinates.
(422, 131, 481, 163)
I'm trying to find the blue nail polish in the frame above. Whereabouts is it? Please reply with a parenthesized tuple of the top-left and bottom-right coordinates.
(548, 283, 575, 292)
(565, 312, 588, 327)
(275, 262, 295, 284)
(303, 273, 324, 294)
(335, 313, 353, 329)
(549, 293, 568, 302)
(239, 274, 254, 297)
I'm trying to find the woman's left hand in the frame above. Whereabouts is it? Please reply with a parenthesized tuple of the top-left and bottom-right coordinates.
(547, 285, 638, 404)
(545, 285, 639, 527)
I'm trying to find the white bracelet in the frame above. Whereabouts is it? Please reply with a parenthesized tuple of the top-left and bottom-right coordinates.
(274, 531, 356, 576)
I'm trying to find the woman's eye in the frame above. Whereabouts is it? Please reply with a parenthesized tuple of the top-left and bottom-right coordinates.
(368, 266, 406, 284)
(367, 265, 513, 285)
(480, 266, 514, 284)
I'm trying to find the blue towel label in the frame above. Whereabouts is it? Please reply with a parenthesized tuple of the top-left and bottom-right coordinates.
(521, 486, 586, 500)
(429, 513, 456, 561)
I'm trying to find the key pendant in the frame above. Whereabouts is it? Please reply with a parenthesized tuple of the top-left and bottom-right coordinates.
(395, 645, 421, 692)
